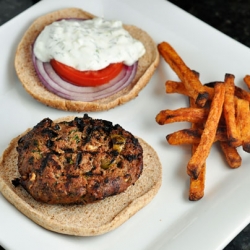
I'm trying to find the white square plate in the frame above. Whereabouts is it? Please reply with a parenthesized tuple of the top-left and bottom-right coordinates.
(1, 0, 250, 249)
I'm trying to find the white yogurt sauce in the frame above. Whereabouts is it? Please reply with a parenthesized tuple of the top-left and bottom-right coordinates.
(33, 17, 146, 71)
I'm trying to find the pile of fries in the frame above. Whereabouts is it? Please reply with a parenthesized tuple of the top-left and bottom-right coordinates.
(156, 41, 250, 201)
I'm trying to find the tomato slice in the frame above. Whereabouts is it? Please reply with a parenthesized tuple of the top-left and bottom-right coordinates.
(50, 59, 124, 87)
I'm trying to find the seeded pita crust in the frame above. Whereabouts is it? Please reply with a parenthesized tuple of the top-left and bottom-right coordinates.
(0, 116, 162, 236)
(14, 8, 159, 112)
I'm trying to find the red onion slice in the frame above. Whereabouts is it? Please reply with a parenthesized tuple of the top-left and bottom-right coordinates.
(32, 53, 137, 102)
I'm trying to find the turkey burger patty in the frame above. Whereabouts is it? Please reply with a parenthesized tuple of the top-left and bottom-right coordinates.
(16, 114, 143, 205)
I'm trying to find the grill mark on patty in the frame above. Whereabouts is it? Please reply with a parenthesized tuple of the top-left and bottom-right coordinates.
(46, 139, 54, 148)
(16, 114, 143, 205)
(84, 126, 94, 144)
(75, 152, 82, 168)
(39, 153, 51, 173)
(74, 117, 85, 132)
(125, 154, 142, 162)
(41, 128, 58, 138)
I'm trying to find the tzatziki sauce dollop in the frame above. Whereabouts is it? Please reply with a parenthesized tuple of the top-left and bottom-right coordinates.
(33, 17, 146, 71)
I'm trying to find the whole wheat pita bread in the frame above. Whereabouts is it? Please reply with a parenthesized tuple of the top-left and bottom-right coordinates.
(14, 8, 159, 112)
(0, 116, 162, 236)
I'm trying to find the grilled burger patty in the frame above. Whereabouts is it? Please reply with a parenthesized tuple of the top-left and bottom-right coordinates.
(16, 114, 143, 205)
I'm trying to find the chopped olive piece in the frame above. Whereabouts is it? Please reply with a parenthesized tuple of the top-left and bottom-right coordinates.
(101, 159, 112, 169)
(111, 134, 126, 153)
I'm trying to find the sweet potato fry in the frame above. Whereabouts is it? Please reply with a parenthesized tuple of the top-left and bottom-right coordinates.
(207, 79, 250, 106)
(235, 98, 250, 152)
(189, 97, 205, 201)
(189, 147, 206, 200)
(223, 74, 242, 147)
(166, 129, 202, 145)
(234, 86, 250, 102)
(166, 127, 228, 145)
(220, 141, 242, 168)
(157, 42, 210, 107)
(187, 82, 225, 179)
(156, 107, 209, 125)
(243, 75, 250, 89)
(165, 80, 214, 100)
(165, 80, 189, 95)
(165, 71, 199, 96)
(189, 168, 205, 200)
